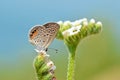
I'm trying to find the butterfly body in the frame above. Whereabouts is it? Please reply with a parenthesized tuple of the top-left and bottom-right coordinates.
(29, 22, 60, 52)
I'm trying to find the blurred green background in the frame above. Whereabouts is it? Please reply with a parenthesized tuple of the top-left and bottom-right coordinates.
(0, 0, 120, 80)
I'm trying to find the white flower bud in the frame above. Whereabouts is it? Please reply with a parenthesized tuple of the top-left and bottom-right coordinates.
(64, 21, 71, 26)
(96, 21, 102, 26)
(90, 19, 95, 24)
(57, 21, 63, 25)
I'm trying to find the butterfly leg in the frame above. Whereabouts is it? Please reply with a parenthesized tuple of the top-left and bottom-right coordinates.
(34, 45, 46, 53)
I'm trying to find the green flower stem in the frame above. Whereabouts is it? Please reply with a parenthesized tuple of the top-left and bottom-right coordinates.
(67, 51, 75, 80)
(56, 18, 102, 80)
(66, 40, 77, 80)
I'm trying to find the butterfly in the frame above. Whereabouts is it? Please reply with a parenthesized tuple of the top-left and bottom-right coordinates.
(28, 22, 60, 52)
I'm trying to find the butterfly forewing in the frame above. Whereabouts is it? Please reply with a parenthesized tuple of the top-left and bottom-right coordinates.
(29, 26, 43, 46)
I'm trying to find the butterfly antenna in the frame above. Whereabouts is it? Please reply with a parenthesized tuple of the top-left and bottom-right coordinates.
(48, 48, 58, 53)
(48, 48, 66, 54)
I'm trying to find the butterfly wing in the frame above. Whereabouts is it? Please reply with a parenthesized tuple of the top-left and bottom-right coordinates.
(29, 25, 46, 50)
(28, 22, 60, 51)
(42, 22, 60, 49)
